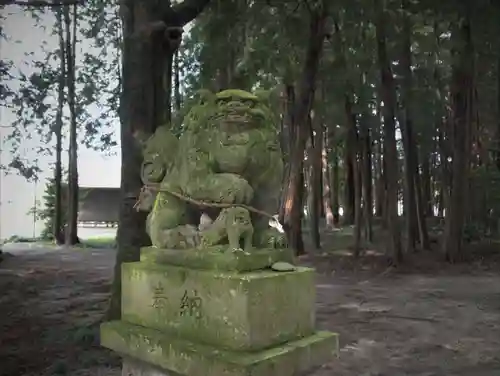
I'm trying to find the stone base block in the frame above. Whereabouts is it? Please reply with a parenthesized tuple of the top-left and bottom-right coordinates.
(123, 357, 179, 376)
(102, 321, 338, 376)
(121, 262, 316, 351)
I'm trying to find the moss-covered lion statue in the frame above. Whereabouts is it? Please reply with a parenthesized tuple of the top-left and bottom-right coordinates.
(138, 89, 286, 251)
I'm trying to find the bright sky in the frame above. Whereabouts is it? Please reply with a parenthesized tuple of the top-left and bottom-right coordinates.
(0, 6, 121, 239)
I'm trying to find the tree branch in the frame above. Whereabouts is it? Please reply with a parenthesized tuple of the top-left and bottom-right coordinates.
(172, 0, 211, 26)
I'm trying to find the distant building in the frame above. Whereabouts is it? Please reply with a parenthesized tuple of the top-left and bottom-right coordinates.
(76, 187, 120, 228)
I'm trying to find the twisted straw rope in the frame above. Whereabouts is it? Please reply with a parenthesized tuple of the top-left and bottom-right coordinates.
(133, 183, 277, 222)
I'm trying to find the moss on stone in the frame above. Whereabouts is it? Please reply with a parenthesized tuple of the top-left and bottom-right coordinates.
(120, 262, 315, 351)
(141, 89, 285, 250)
(139, 246, 295, 272)
(101, 320, 338, 376)
(216, 89, 259, 101)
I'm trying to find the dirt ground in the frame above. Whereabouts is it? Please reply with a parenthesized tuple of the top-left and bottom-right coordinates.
(1, 245, 500, 376)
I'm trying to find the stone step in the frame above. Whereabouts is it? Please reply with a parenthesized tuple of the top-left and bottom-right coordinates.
(121, 262, 316, 351)
(101, 321, 338, 376)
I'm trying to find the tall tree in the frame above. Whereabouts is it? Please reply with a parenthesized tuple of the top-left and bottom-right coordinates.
(64, 3, 79, 245)
(374, 0, 403, 264)
(280, 0, 329, 255)
(107, 0, 212, 321)
(54, 6, 66, 244)
(399, 0, 430, 251)
(442, 7, 474, 262)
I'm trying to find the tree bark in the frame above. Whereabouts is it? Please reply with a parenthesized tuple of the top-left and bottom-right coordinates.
(64, 3, 79, 246)
(375, 0, 402, 264)
(173, 49, 181, 112)
(331, 144, 340, 225)
(332, 18, 356, 226)
(308, 113, 322, 249)
(374, 99, 385, 220)
(421, 156, 432, 217)
(322, 127, 335, 229)
(106, 0, 211, 321)
(281, 1, 329, 255)
(442, 12, 474, 263)
(353, 142, 362, 257)
(497, 21, 500, 171)
(433, 20, 451, 220)
(54, 7, 65, 245)
(343, 94, 357, 226)
(279, 83, 295, 220)
(399, 0, 429, 251)
(360, 112, 373, 242)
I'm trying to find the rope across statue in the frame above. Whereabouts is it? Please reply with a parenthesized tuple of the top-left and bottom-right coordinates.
(135, 89, 287, 252)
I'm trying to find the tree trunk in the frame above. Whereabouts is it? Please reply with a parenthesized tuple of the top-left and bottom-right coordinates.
(281, 1, 329, 255)
(374, 100, 385, 219)
(331, 144, 340, 225)
(442, 13, 474, 263)
(433, 20, 451, 220)
(106, 0, 211, 321)
(64, 3, 79, 246)
(54, 7, 65, 245)
(279, 83, 295, 219)
(323, 127, 335, 229)
(173, 49, 181, 112)
(375, 0, 402, 264)
(282, 84, 295, 163)
(343, 141, 356, 225)
(309, 113, 322, 249)
(353, 144, 362, 257)
(421, 156, 432, 217)
(497, 24, 500, 171)
(399, 0, 429, 251)
(360, 111, 373, 242)
(343, 95, 357, 226)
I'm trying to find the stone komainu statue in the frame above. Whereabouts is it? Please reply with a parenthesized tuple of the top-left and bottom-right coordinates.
(138, 89, 286, 251)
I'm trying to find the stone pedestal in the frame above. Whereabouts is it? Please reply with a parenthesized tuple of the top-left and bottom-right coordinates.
(122, 357, 178, 376)
(102, 247, 338, 376)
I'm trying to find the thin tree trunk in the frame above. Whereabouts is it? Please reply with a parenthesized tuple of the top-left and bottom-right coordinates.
(353, 144, 362, 257)
(343, 139, 356, 224)
(332, 145, 340, 225)
(360, 111, 373, 242)
(442, 13, 474, 263)
(358, 29, 374, 242)
(279, 83, 295, 219)
(399, 2, 417, 253)
(173, 49, 181, 113)
(323, 128, 335, 229)
(64, 3, 79, 246)
(374, 100, 385, 219)
(375, 0, 402, 264)
(343, 94, 357, 226)
(309, 113, 322, 249)
(54, 7, 65, 245)
(332, 18, 356, 226)
(433, 20, 451, 220)
(421, 156, 432, 217)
